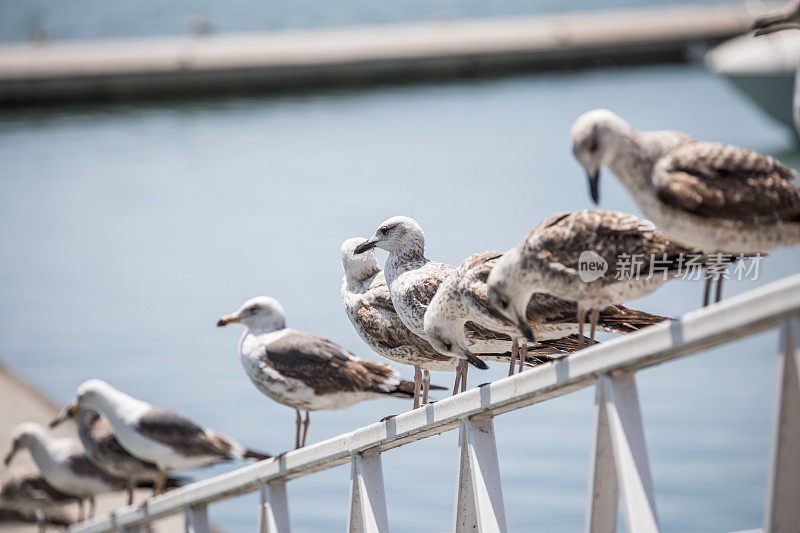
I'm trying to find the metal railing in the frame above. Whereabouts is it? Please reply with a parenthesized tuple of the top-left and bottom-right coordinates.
(70, 274, 800, 533)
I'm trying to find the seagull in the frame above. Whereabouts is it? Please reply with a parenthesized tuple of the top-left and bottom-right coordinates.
(217, 296, 433, 449)
(341, 237, 457, 407)
(0, 473, 79, 531)
(570, 108, 799, 305)
(3, 423, 130, 520)
(341, 238, 567, 395)
(49, 407, 181, 505)
(425, 249, 668, 373)
(486, 210, 698, 344)
(353, 216, 490, 391)
(57, 380, 271, 497)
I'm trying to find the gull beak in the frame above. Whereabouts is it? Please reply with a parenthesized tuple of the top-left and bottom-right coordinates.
(4, 448, 16, 466)
(353, 240, 378, 255)
(50, 402, 78, 429)
(217, 314, 240, 327)
(459, 346, 489, 370)
(588, 169, 600, 205)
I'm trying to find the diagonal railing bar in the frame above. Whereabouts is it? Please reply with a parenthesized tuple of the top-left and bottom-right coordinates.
(69, 274, 800, 533)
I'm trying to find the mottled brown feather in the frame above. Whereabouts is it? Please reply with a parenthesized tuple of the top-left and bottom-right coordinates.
(654, 142, 800, 223)
(525, 210, 700, 286)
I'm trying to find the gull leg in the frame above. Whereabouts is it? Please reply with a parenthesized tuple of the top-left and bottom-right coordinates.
(715, 272, 725, 303)
(577, 305, 587, 349)
(127, 481, 134, 506)
(301, 411, 310, 447)
(589, 308, 600, 344)
(36, 509, 45, 533)
(452, 361, 463, 395)
(77, 500, 84, 522)
(294, 409, 302, 450)
(88, 496, 96, 519)
(461, 364, 468, 393)
(153, 470, 167, 496)
(413, 365, 422, 409)
(509, 338, 519, 376)
(703, 270, 713, 307)
(519, 342, 528, 373)
(422, 370, 431, 405)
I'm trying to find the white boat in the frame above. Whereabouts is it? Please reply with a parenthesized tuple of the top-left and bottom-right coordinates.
(705, 31, 800, 136)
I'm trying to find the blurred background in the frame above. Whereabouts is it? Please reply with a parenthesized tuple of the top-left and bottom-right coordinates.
(1, 0, 799, 531)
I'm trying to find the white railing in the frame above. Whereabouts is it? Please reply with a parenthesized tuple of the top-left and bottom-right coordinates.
(70, 274, 800, 533)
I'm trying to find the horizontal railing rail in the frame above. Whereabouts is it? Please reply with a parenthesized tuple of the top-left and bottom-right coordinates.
(70, 273, 800, 533)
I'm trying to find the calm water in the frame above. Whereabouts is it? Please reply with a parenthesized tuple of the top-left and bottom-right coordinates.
(0, 0, 740, 44)
(1, 64, 799, 532)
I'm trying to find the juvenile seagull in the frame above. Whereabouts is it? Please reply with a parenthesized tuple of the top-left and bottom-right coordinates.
(341, 238, 561, 395)
(571, 108, 800, 304)
(354, 216, 514, 391)
(425, 250, 668, 373)
(486, 210, 697, 344)
(4, 423, 130, 520)
(218, 296, 425, 449)
(58, 380, 270, 496)
(49, 408, 180, 505)
(341, 237, 455, 407)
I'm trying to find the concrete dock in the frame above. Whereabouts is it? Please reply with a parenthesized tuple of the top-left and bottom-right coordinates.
(0, 3, 766, 105)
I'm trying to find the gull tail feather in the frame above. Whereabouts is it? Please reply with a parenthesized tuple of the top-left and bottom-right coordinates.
(391, 379, 446, 398)
(597, 305, 669, 334)
(134, 475, 185, 489)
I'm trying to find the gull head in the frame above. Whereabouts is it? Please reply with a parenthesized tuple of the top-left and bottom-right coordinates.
(355, 216, 424, 255)
(71, 378, 115, 413)
(218, 296, 287, 331)
(486, 251, 535, 342)
(4, 423, 47, 466)
(341, 237, 381, 284)
(570, 109, 633, 205)
(423, 298, 468, 360)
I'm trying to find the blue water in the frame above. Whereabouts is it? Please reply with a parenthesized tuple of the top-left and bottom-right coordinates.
(1, 63, 798, 531)
(0, 0, 739, 44)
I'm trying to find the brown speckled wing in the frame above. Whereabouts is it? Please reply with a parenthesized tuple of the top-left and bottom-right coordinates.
(653, 142, 800, 223)
(262, 332, 398, 395)
(526, 210, 698, 283)
(457, 251, 510, 326)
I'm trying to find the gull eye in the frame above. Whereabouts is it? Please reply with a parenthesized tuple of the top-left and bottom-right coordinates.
(248, 306, 259, 313)
(444, 342, 452, 352)
(498, 298, 509, 310)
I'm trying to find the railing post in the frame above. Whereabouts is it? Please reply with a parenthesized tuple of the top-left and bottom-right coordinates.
(185, 504, 211, 533)
(347, 452, 389, 533)
(586, 373, 659, 533)
(764, 313, 800, 533)
(452, 417, 507, 533)
(586, 377, 619, 533)
(259, 481, 291, 533)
